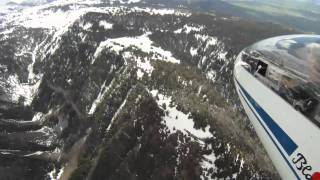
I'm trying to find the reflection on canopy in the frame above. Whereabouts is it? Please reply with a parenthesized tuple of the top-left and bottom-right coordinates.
(240, 34, 320, 126)
(249, 35, 320, 97)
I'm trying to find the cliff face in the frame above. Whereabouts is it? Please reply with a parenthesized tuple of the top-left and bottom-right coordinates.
(0, 1, 296, 179)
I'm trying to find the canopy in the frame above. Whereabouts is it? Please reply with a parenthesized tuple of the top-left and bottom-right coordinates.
(247, 34, 320, 97)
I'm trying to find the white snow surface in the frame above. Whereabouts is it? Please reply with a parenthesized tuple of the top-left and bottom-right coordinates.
(93, 32, 180, 64)
(194, 34, 218, 50)
(99, 20, 113, 30)
(1, 1, 190, 31)
(81, 22, 93, 31)
(136, 56, 154, 78)
(110, 0, 141, 4)
(131, 7, 190, 16)
(13, 7, 86, 29)
(48, 166, 64, 180)
(88, 78, 115, 115)
(106, 88, 132, 131)
(136, 69, 144, 79)
(206, 70, 217, 83)
(190, 47, 198, 56)
(126, 0, 141, 3)
(28, 43, 43, 83)
(174, 24, 204, 34)
(24, 151, 44, 157)
(3, 74, 41, 105)
(150, 90, 213, 139)
(33, 126, 56, 147)
(32, 112, 44, 122)
(151, 89, 217, 179)
(122, 52, 154, 79)
(201, 144, 217, 180)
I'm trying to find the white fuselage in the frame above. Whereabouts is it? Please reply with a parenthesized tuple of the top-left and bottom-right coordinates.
(234, 58, 320, 180)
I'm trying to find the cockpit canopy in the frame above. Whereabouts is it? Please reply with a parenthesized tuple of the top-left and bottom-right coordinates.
(239, 34, 320, 126)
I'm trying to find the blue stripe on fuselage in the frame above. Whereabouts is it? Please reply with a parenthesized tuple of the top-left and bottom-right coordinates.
(236, 79, 297, 155)
(235, 78, 300, 179)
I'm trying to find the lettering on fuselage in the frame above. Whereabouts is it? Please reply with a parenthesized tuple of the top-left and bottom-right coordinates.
(292, 152, 313, 179)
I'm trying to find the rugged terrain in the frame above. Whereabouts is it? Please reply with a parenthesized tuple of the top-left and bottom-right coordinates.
(0, 0, 297, 179)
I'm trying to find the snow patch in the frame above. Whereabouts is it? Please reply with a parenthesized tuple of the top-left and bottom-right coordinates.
(89, 78, 115, 115)
(32, 112, 44, 122)
(106, 88, 132, 131)
(135, 56, 154, 79)
(24, 151, 43, 157)
(48, 166, 64, 180)
(0, 28, 14, 36)
(17, 8, 85, 29)
(218, 51, 227, 60)
(99, 20, 113, 30)
(206, 70, 217, 83)
(197, 86, 202, 96)
(110, 0, 141, 4)
(93, 32, 180, 64)
(240, 158, 245, 171)
(137, 69, 144, 80)
(33, 126, 56, 147)
(150, 90, 212, 139)
(201, 144, 217, 180)
(4, 74, 41, 106)
(81, 22, 93, 31)
(120, 52, 154, 79)
(190, 47, 198, 56)
(194, 34, 218, 50)
(131, 7, 190, 16)
(174, 24, 204, 34)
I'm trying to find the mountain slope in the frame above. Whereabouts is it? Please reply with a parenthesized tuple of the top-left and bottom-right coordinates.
(0, 0, 297, 179)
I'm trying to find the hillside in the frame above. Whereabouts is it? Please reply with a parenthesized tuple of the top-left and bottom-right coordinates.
(0, 0, 297, 179)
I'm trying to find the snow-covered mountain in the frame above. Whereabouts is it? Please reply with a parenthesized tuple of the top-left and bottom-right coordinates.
(0, 0, 296, 179)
